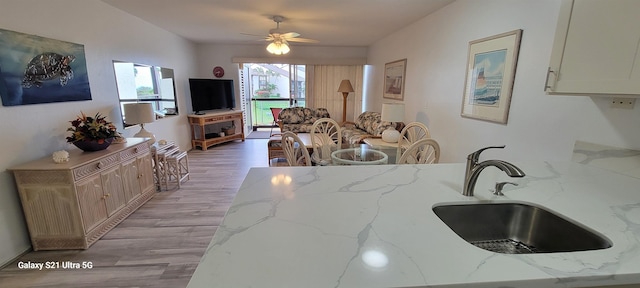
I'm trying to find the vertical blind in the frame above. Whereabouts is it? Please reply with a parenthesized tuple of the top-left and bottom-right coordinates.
(307, 65, 364, 123)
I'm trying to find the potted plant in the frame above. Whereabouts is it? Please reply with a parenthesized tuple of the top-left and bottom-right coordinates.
(66, 112, 119, 151)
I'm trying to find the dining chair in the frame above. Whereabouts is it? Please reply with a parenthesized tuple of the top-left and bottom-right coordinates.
(397, 138, 440, 164)
(281, 131, 311, 166)
(270, 107, 283, 136)
(396, 122, 431, 159)
(310, 118, 342, 165)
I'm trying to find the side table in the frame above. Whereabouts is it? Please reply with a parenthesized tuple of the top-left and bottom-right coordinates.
(363, 137, 403, 148)
(151, 141, 190, 190)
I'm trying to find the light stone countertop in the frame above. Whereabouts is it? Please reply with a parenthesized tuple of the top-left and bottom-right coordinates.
(187, 161, 640, 288)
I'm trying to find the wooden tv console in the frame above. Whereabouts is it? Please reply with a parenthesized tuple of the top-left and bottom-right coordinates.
(188, 110, 245, 150)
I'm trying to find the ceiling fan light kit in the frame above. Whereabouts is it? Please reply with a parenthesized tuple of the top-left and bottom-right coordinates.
(266, 40, 290, 55)
(259, 15, 317, 55)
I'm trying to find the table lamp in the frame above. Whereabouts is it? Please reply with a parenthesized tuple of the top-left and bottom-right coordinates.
(338, 79, 354, 124)
(381, 103, 405, 143)
(123, 103, 156, 144)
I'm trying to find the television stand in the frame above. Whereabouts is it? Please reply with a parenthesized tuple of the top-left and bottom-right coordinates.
(188, 110, 245, 150)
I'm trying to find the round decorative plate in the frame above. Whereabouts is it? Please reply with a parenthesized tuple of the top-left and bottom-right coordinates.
(213, 66, 224, 78)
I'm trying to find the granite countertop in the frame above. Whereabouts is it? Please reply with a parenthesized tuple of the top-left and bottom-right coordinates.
(187, 161, 640, 288)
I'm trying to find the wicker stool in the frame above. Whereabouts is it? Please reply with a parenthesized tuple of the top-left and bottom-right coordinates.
(267, 135, 285, 164)
(154, 145, 179, 190)
(163, 150, 190, 190)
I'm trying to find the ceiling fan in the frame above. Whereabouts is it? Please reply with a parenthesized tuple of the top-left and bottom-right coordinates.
(245, 15, 318, 55)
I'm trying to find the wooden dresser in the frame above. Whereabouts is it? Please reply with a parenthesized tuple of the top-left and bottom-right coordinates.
(9, 138, 155, 250)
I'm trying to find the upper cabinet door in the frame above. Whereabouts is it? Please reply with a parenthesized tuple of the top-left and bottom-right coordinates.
(546, 0, 640, 95)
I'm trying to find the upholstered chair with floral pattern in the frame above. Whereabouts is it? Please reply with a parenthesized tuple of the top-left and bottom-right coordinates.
(277, 107, 330, 133)
(341, 111, 404, 144)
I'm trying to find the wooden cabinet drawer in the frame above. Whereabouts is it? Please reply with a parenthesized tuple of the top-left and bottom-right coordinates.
(120, 143, 149, 160)
(73, 154, 119, 181)
(204, 116, 224, 122)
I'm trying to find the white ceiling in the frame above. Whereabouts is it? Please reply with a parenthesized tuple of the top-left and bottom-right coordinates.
(101, 0, 454, 46)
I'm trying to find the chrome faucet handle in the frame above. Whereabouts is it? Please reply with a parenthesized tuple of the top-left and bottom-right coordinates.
(467, 145, 506, 163)
(493, 181, 518, 196)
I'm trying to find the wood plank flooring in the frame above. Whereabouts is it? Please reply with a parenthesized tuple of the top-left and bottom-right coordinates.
(0, 139, 270, 288)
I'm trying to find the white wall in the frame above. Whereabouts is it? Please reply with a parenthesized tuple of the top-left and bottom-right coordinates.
(0, 0, 197, 266)
(367, 0, 640, 163)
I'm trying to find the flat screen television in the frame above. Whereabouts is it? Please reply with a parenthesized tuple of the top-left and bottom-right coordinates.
(189, 78, 235, 114)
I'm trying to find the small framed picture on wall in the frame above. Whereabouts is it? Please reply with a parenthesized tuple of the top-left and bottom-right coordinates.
(383, 59, 407, 101)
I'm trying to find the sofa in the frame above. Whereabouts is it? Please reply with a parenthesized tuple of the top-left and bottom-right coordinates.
(341, 111, 404, 144)
(277, 107, 331, 133)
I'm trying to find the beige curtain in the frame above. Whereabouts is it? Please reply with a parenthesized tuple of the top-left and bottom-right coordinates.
(307, 65, 363, 123)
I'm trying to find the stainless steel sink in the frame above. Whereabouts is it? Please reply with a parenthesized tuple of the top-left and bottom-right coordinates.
(432, 202, 612, 254)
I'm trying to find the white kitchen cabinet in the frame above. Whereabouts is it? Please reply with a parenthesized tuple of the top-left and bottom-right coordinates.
(546, 0, 640, 95)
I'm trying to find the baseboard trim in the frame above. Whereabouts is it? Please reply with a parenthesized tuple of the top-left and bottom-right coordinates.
(0, 247, 32, 269)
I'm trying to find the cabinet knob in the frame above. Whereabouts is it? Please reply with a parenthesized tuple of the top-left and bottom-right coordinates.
(138, 174, 143, 179)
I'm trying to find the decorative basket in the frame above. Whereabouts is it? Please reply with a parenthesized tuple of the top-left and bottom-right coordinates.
(223, 127, 235, 136)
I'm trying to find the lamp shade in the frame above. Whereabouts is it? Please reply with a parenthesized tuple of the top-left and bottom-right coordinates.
(381, 103, 404, 143)
(381, 103, 405, 122)
(123, 103, 155, 125)
(266, 40, 290, 55)
(337, 80, 354, 92)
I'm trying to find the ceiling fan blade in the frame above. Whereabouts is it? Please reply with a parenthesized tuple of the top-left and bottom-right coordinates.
(240, 32, 272, 41)
(240, 32, 264, 37)
(243, 15, 319, 45)
(287, 37, 319, 43)
(281, 32, 300, 39)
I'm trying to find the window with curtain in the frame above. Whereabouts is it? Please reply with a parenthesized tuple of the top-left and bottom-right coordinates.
(307, 65, 364, 123)
(233, 57, 365, 128)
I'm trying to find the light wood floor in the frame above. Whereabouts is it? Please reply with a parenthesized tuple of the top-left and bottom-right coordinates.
(0, 139, 270, 288)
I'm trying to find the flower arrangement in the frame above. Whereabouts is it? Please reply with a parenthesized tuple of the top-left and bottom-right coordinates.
(66, 112, 118, 144)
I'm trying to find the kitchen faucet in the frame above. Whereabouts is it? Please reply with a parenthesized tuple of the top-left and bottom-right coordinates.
(463, 145, 525, 196)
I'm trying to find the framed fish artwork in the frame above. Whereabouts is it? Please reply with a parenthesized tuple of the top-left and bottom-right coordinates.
(0, 28, 92, 106)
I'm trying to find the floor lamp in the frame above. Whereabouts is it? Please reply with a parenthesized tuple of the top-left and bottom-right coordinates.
(123, 103, 156, 144)
(338, 80, 354, 124)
